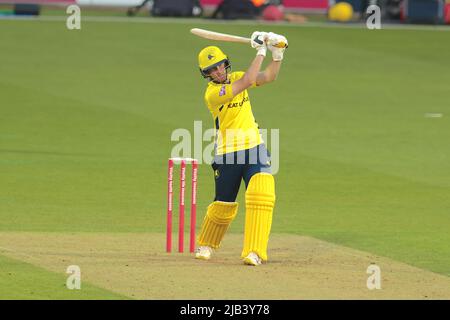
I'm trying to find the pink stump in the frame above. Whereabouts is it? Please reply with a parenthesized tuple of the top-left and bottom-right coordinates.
(190, 160, 198, 253)
(178, 160, 186, 252)
(166, 159, 174, 252)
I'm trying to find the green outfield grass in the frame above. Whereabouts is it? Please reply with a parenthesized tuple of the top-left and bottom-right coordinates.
(0, 18, 449, 298)
(0, 255, 126, 299)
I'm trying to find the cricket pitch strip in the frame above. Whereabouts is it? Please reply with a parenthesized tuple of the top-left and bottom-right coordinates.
(0, 232, 449, 299)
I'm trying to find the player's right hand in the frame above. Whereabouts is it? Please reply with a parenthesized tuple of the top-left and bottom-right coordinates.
(267, 32, 288, 61)
(251, 31, 268, 57)
(267, 32, 288, 49)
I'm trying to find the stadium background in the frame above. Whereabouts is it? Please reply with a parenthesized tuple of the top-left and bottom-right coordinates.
(0, 0, 449, 300)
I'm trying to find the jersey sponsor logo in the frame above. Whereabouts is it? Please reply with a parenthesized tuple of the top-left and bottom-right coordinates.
(226, 95, 249, 109)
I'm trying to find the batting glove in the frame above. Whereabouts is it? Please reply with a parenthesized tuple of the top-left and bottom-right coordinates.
(267, 32, 288, 61)
(251, 31, 269, 57)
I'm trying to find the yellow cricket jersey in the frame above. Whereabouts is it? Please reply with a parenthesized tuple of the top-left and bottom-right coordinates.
(204, 71, 263, 155)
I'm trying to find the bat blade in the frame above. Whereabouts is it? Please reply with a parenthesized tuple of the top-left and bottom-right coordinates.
(190, 28, 251, 44)
(190, 28, 288, 49)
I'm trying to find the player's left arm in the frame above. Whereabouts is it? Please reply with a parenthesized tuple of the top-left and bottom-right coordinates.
(256, 33, 288, 87)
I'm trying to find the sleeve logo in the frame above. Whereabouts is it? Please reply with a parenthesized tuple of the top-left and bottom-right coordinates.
(219, 85, 226, 96)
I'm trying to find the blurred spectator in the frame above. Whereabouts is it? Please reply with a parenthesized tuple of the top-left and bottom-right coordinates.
(211, 0, 258, 19)
(210, 0, 307, 23)
(261, 4, 284, 21)
(211, 0, 283, 20)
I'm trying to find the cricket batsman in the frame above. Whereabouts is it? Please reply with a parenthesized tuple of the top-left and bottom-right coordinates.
(195, 31, 288, 266)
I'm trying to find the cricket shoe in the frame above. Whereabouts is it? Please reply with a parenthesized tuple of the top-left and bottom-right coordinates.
(195, 246, 213, 260)
(243, 252, 262, 266)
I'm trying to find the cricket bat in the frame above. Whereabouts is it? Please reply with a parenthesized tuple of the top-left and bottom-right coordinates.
(190, 28, 288, 48)
(190, 28, 251, 45)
